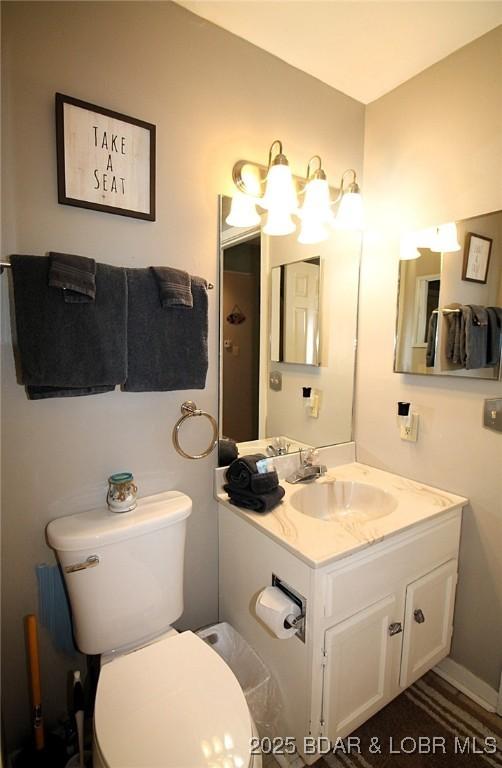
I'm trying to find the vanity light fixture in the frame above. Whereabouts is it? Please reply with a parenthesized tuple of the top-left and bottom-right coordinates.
(228, 140, 364, 242)
(400, 222, 461, 259)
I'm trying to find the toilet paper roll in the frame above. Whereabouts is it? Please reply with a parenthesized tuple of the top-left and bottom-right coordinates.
(255, 586, 301, 639)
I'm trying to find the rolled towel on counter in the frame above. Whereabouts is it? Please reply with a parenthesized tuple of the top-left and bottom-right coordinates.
(223, 484, 285, 513)
(48, 251, 96, 303)
(225, 454, 267, 490)
(218, 438, 238, 467)
(150, 266, 193, 309)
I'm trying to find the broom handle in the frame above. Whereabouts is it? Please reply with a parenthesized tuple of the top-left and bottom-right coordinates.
(25, 614, 45, 751)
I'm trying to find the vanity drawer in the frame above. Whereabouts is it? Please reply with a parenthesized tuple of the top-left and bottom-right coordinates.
(324, 514, 461, 625)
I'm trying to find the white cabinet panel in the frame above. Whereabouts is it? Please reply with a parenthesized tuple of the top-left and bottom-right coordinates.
(323, 594, 403, 740)
(400, 559, 458, 689)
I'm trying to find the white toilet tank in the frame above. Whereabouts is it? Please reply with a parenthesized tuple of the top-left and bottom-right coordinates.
(47, 491, 192, 655)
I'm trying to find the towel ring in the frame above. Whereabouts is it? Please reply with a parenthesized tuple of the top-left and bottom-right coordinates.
(172, 401, 218, 460)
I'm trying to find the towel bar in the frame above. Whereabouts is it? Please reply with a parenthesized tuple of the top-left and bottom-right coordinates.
(0, 261, 214, 288)
(172, 400, 218, 460)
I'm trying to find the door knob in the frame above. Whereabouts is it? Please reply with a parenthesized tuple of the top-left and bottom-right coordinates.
(389, 622, 403, 636)
(414, 609, 425, 624)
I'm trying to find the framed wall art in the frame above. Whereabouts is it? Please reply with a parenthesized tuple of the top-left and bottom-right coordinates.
(55, 93, 156, 220)
(462, 232, 492, 284)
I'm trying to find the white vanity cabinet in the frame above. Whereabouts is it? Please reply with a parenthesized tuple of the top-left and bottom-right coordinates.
(218, 499, 463, 765)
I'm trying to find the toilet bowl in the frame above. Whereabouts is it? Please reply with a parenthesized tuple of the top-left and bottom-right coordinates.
(47, 491, 261, 768)
(93, 631, 261, 768)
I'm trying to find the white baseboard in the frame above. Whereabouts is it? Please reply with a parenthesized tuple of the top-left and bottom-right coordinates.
(434, 657, 499, 714)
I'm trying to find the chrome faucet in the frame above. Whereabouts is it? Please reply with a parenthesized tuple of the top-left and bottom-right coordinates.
(286, 449, 327, 484)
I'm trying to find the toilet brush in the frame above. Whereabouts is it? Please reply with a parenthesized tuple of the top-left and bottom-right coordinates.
(73, 670, 85, 768)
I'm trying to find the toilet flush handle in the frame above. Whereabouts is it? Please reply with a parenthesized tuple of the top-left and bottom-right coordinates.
(64, 555, 100, 574)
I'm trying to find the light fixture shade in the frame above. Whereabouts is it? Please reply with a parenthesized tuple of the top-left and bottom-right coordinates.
(261, 163, 298, 214)
(225, 191, 261, 228)
(415, 227, 436, 249)
(298, 219, 328, 245)
(300, 178, 333, 224)
(263, 209, 296, 236)
(431, 222, 461, 252)
(334, 191, 364, 230)
(400, 233, 421, 260)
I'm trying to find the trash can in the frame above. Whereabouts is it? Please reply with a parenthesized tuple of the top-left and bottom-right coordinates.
(197, 622, 282, 739)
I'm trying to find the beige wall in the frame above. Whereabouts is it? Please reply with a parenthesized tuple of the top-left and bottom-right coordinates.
(357, 27, 502, 691)
(0, 1, 364, 750)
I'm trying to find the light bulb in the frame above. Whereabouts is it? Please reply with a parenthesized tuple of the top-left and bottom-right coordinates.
(300, 177, 333, 224)
(261, 163, 298, 214)
(334, 191, 364, 230)
(263, 208, 296, 236)
(298, 219, 328, 245)
(225, 191, 260, 228)
(400, 233, 421, 260)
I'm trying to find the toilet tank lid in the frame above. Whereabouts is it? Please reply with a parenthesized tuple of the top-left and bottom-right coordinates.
(47, 491, 192, 552)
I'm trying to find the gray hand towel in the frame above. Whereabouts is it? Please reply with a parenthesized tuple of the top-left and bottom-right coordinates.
(150, 266, 193, 309)
(11, 255, 127, 399)
(486, 307, 502, 366)
(49, 251, 96, 303)
(461, 305, 488, 369)
(425, 312, 438, 367)
(445, 311, 462, 364)
(124, 268, 208, 391)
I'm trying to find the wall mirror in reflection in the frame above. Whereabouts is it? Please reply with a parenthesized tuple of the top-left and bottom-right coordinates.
(271, 257, 321, 366)
(395, 209, 502, 380)
(219, 195, 361, 456)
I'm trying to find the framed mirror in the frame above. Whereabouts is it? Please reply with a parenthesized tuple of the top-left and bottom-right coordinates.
(395, 209, 502, 380)
(218, 195, 361, 456)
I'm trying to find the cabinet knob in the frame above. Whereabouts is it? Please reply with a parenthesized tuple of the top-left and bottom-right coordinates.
(389, 622, 403, 636)
(414, 608, 425, 624)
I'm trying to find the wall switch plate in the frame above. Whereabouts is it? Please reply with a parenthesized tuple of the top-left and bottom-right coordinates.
(484, 398, 502, 432)
(400, 413, 419, 442)
(269, 371, 282, 391)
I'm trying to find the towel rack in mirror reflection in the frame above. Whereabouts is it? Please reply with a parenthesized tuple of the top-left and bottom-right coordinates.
(172, 400, 218, 460)
(0, 261, 214, 288)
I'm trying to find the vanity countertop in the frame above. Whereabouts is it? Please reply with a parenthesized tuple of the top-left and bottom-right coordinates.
(216, 462, 467, 568)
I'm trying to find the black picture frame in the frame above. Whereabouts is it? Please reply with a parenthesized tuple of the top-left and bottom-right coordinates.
(462, 232, 492, 284)
(55, 93, 156, 221)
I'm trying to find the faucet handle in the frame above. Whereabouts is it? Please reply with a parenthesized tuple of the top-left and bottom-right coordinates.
(302, 448, 318, 466)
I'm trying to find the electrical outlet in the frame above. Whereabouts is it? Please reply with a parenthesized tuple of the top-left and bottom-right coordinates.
(400, 413, 419, 442)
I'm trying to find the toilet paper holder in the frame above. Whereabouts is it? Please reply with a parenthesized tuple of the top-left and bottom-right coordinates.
(272, 573, 307, 643)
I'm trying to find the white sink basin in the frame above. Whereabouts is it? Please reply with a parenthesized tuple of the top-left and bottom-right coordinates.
(290, 480, 397, 523)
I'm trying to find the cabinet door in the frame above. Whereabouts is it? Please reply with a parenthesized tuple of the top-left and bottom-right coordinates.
(323, 594, 403, 740)
(400, 559, 458, 689)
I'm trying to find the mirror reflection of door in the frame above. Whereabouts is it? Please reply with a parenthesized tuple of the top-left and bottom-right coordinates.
(284, 259, 320, 365)
(222, 237, 261, 442)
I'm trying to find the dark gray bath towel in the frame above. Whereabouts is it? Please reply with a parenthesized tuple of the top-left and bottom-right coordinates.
(124, 268, 208, 391)
(11, 255, 127, 399)
(150, 266, 193, 308)
(425, 311, 438, 367)
(223, 484, 285, 513)
(445, 310, 462, 364)
(49, 251, 96, 303)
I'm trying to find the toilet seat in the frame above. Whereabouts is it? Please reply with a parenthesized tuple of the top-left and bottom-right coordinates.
(94, 630, 257, 768)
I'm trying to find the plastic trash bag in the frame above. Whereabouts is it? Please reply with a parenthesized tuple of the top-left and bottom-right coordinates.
(197, 622, 283, 739)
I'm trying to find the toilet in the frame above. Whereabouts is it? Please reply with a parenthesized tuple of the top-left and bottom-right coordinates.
(47, 491, 261, 768)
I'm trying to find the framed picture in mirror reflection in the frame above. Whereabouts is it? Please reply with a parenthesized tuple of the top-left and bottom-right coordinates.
(462, 232, 492, 284)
